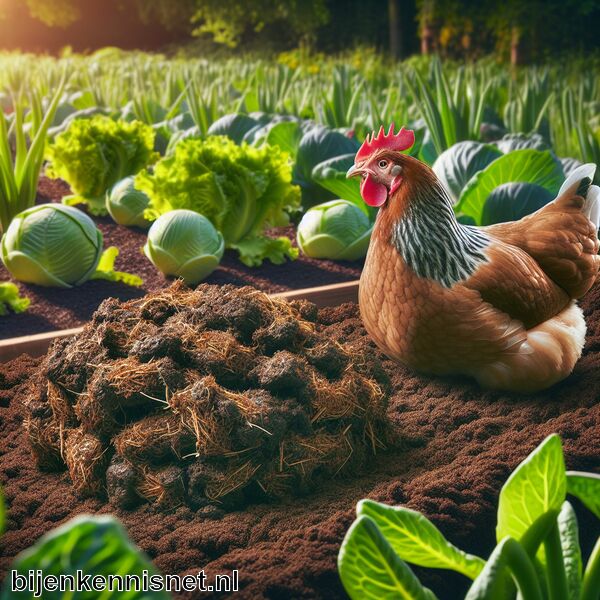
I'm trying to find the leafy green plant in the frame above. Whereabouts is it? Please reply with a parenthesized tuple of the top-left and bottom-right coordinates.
(455, 148, 564, 224)
(136, 136, 301, 267)
(338, 434, 600, 600)
(46, 115, 158, 215)
(432, 141, 502, 204)
(0, 79, 65, 236)
(1, 204, 141, 288)
(207, 112, 261, 143)
(294, 125, 360, 207)
(106, 176, 151, 228)
(0, 282, 29, 315)
(503, 70, 554, 137)
(311, 154, 365, 212)
(405, 58, 491, 160)
(481, 183, 555, 225)
(0, 515, 170, 599)
(144, 209, 224, 284)
(297, 199, 372, 261)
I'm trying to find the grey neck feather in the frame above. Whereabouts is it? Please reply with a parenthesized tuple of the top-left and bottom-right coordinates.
(390, 179, 489, 287)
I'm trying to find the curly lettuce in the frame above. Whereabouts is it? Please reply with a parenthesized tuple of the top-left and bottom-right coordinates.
(46, 116, 158, 215)
(136, 137, 301, 266)
(0, 282, 29, 316)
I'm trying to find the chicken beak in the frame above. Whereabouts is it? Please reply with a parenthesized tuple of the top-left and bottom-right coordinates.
(346, 164, 361, 178)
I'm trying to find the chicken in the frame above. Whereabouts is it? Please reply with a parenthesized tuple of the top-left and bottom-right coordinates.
(347, 124, 600, 392)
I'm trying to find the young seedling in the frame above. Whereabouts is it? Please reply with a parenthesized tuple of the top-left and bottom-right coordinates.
(338, 434, 600, 600)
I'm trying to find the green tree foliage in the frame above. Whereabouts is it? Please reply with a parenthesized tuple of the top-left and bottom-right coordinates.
(25, 0, 80, 27)
(191, 0, 330, 47)
(15, 0, 600, 60)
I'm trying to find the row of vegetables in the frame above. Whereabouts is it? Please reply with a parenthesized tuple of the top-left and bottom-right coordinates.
(0, 52, 598, 316)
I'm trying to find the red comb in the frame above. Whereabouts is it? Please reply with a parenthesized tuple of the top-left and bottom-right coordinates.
(355, 123, 415, 161)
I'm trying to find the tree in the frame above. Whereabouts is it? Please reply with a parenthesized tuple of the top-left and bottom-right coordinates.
(190, 0, 329, 48)
(25, 0, 81, 27)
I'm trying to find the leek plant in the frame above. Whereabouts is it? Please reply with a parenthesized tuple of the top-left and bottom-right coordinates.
(0, 76, 65, 235)
(503, 69, 554, 136)
(405, 57, 491, 158)
(553, 86, 600, 167)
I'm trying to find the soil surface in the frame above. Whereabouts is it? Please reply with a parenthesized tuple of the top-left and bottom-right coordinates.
(0, 177, 362, 340)
(1, 283, 599, 599)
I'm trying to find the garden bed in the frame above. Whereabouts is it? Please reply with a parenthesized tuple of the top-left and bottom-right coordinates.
(0, 177, 363, 340)
(1, 282, 599, 599)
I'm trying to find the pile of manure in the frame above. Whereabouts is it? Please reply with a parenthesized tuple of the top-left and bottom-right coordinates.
(24, 282, 390, 512)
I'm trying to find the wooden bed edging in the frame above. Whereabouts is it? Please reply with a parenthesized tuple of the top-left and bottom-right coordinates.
(0, 280, 360, 363)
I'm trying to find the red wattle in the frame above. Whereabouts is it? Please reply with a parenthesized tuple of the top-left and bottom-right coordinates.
(360, 174, 388, 207)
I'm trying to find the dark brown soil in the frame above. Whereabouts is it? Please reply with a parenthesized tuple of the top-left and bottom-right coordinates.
(0, 177, 362, 340)
(1, 282, 599, 599)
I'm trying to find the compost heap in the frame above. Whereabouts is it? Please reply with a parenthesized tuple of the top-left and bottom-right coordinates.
(24, 282, 389, 511)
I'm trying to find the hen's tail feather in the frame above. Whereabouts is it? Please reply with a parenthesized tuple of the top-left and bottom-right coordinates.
(473, 301, 585, 393)
(584, 184, 600, 229)
(557, 162, 599, 228)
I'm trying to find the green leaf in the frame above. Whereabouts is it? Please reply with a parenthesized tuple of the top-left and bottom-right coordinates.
(338, 515, 438, 600)
(207, 113, 258, 144)
(466, 537, 543, 600)
(294, 125, 359, 207)
(481, 182, 554, 226)
(0, 282, 30, 315)
(557, 502, 582, 600)
(432, 141, 502, 204)
(92, 247, 143, 287)
(497, 434, 566, 549)
(456, 149, 565, 224)
(264, 121, 302, 158)
(311, 154, 367, 214)
(581, 537, 600, 600)
(358, 499, 485, 580)
(567, 472, 600, 519)
(230, 235, 298, 267)
(1, 515, 170, 599)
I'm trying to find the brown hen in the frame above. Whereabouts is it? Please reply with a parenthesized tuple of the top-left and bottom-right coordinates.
(348, 125, 600, 392)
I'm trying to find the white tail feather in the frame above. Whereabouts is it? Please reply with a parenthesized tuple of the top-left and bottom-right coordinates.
(558, 162, 596, 198)
(556, 162, 599, 229)
(584, 184, 600, 229)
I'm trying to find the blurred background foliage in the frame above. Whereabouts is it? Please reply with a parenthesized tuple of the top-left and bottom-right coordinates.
(0, 0, 597, 63)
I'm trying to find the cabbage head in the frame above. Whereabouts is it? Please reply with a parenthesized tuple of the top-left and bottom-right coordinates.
(297, 200, 372, 261)
(1, 204, 103, 287)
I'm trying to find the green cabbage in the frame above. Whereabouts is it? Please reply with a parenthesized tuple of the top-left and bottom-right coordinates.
(106, 176, 151, 228)
(294, 125, 360, 208)
(1, 204, 103, 287)
(46, 116, 158, 216)
(136, 136, 301, 267)
(455, 149, 564, 225)
(1, 204, 142, 288)
(432, 141, 502, 204)
(481, 182, 555, 225)
(297, 200, 372, 261)
(144, 210, 224, 284)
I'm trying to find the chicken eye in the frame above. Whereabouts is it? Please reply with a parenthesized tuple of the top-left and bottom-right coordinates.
(378, 159, 388, 169)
